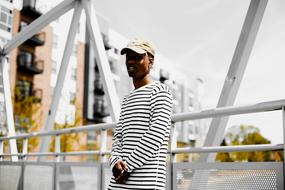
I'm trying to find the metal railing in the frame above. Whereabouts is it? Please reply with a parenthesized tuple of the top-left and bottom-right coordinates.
(0, 99, 284, 189)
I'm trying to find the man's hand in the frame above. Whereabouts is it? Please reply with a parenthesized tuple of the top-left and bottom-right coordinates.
(113, 160, 126, 179)
(112, 160, 130, 184)
(114, 160, 126, 171)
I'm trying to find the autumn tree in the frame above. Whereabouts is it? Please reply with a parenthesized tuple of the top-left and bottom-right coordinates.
(13, 83, 42, 153)
(216, 125, 283, 162)
(49, 103, 87, 161)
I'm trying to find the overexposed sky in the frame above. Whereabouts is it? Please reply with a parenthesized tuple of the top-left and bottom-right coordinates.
(37, 0, 285, 143)
(92, 0, 285, 143)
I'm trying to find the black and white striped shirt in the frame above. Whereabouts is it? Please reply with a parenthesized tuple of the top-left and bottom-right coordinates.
(108, 81, 173, 190)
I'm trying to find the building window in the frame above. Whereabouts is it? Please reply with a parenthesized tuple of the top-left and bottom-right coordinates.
(15, 80, 32, 101)
(71, 68, 77, 80)
(0, 6, 13, 32)
(50, 87, 54, 96)
(52, 34, 58, 49)
(70, 92, 76, 103)
(51, 59, 57, 74)
(0, 36, 7, 46)
(19, 21, 28, 31)
(72, 45, 77, 56)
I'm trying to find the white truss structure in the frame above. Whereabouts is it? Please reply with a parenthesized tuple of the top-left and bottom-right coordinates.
(0, 0, 120, 160)
(0, 0, 276, 184)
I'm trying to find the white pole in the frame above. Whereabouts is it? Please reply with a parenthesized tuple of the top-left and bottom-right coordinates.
(200, 0, 268, 162)
(39, 2, 83, 159)
(3, 0, 76, 54)
(0, 56, 18, 161)
(82, 0, 120, 122)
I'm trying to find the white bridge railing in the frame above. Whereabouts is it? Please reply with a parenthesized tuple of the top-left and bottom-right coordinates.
(0, 99, 284, 189)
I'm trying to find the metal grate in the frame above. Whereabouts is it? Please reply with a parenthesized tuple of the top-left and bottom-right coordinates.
(174, 162, 283, 190)
(176, 169, 278, 190)
(57, 163, 100, 190)
(0, 165, 21, 190)
(24, 164, 54, 190)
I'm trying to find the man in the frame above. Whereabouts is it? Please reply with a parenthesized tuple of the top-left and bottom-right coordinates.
(108, 39, 173, 190)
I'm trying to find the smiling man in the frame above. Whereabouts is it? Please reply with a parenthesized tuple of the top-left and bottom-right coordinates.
(108, 39, 173, 190)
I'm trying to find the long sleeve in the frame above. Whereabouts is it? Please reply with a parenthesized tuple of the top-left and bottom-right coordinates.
(125, 87, 173, 171)
(109, 101, 125, 170)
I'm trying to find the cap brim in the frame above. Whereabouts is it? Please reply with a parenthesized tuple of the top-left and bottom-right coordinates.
(120, 47, 147, 55)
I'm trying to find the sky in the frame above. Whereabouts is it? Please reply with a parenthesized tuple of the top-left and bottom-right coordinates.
(35, 0, 285, 143)
(91, 0, 285, 144)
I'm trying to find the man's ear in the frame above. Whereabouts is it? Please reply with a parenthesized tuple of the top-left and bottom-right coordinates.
(149, 57, 154, 67)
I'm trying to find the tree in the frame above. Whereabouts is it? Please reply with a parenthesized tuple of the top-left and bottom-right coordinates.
(49, 103, 87, 161)
(13, 83, 42, 153)
(216, 125, 283, 162)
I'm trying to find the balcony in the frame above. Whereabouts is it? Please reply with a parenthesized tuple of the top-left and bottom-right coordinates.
(19, 21, 45, 46)
(94, 79, 104, 95)
(107, 48, 120, 62)
(22, 0, 42, 19)
(25, 32, 45, 46)
(93, 103, 109, 118)
(17, 51, 44, 75)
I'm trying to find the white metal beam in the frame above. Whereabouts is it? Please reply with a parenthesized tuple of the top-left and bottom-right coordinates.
(200, 0, 268, 162)
(82, 0, 120, 122)
(0, 56, 18, 161)
(39, 2, 83, 158)
(282, 107, 285, 172)
(190, 1, 268, 188)
(3, 0, 76, 54)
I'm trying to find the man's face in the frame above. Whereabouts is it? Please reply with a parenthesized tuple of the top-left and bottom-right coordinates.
(125, 51, 153, 79)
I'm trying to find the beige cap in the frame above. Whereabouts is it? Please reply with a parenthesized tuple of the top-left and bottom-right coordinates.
(120, 38, 155, 57)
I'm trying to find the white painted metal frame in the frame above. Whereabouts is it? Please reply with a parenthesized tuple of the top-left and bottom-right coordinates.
(39, 0, 83, 159)
(0, 56, 18, 161)
(201, 0, 268, 162)
(282, 106, 285, 180)
(3, 0, 76, 55)
(190, 1, 268, 188)
(0, 98, 284, 158)
(1, 0, 121, 160)
(82, 0, 120, 161)
(82, 0, 120, 121)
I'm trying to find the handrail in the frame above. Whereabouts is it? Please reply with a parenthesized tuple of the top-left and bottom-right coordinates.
(0, 99, 284, 159)
(171, 99, 285, 122)
(0, 144, 282, 158)
(0, 99, 284, 141)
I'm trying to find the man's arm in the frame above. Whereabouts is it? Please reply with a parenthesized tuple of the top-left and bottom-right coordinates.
(125, 88, 173, 171)
(109, 99, 125, 170)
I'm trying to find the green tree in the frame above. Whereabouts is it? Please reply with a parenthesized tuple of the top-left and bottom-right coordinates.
(216, 125, 283, 162)
(49, 103, 87, 160)
(13, 84, 42, 153)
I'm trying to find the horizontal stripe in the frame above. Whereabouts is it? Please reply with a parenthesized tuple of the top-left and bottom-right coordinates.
(108, 82, 173, 189)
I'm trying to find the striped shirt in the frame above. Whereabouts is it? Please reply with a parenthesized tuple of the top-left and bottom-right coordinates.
(108, 81, 173, 190)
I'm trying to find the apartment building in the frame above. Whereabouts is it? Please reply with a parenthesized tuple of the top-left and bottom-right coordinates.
(1, 1, 205, 161)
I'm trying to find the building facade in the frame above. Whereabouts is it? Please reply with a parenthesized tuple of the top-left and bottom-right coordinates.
(1, 1, 205, 161)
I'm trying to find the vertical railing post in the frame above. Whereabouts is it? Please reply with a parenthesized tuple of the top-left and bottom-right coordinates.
(100, 129, 108, 162)
(55, 134, 61, 162)
(22, 138, 28, 161)
(282, 107, 285, 189)
(99, 129, 107, 190)
(0, 140, 3, 161)
(169, 121, 177, 190)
